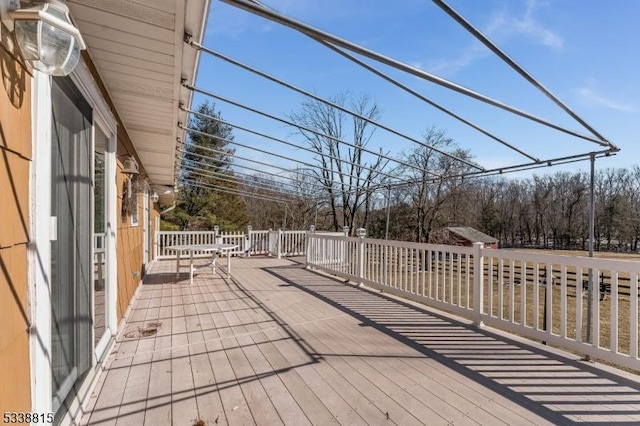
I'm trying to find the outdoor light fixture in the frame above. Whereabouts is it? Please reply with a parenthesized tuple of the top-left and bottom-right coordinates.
(150, 192, 159, 203)
(120, 155, 139, 199)
(1, 0, 86, 76)
(121, 156, 139, 175)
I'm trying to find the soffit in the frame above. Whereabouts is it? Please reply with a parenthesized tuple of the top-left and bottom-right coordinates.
(67, 0, 209, 186)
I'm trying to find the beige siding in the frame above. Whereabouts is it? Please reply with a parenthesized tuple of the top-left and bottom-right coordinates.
(115, 164, 144, 320)
(0, 31, 32, 413)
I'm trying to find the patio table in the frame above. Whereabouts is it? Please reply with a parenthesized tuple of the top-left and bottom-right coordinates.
(165, 244, 238, 284)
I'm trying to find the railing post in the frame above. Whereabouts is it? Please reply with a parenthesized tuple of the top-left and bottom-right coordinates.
(154, 229, 159, 260)
(214, 225, 221, 245)
(357, 228, 366, 286)
(473, 242, 485, 327)
(246, 225, 252, 257)
(306, 225, 315, 268)
(341, 226, 349, 271)
(277, 229, 283, 259)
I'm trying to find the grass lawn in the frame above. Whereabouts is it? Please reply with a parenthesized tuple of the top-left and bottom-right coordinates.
(365, 246, 639, 360)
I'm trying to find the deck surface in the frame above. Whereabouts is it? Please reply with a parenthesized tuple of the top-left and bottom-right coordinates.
(82, 257, 640, 425)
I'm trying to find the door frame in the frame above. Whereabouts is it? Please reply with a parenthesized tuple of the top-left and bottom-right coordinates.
(29, 56, 118, 416)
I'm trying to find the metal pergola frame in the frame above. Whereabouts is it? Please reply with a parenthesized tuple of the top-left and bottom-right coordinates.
(174, 0, 623, 347)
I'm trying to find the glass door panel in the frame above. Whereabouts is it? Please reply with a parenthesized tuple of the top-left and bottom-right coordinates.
(94, 127, 107, 345)
(50, 77, 93, 412)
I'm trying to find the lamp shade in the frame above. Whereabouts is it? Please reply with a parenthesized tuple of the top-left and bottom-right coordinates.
(11, 0, 86, 76)
(122, 156, 139, 175)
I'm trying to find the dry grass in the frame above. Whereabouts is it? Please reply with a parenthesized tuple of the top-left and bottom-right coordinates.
(362, 248, 639, 358)
(510, 247, 640, 261)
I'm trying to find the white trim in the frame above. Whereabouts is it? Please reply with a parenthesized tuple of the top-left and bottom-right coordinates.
(94, 330, 111, 363)
(29, 55, 120, 415)
(92, 124, 114, 363)
(143, 190, 150, 265)
(105, 125, 118, 336)
(69, 57, 116, 135)
(30, 72, 53, 414)
(70, 55, 119, 351)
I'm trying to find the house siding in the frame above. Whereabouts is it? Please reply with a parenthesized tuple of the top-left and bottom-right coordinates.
(0, 30, 32, 413)
(116, 168, 144, 319)
(0, 28, 163, 416)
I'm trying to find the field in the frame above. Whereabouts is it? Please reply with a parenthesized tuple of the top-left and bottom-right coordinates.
(362, 246, 640, 358)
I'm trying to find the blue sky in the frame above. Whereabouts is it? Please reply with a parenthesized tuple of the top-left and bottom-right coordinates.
(193, 0, 640, 180)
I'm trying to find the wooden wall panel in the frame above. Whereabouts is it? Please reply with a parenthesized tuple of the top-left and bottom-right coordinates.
(0, 245, 31, 413)
(0, 30, 32, 413)
(115, 168, 144, 321)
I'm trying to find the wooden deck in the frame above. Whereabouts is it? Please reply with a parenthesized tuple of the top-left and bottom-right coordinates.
(81, 257, 640, 425)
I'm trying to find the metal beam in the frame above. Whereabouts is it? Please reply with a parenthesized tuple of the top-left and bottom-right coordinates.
(432, 0, 616, 149)
(221, 0, 611, 147)
(182, 101, 417, 179)
(187, 43, 483, 170)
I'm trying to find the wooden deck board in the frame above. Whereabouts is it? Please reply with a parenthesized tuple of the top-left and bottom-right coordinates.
(204, 324, 255, 425)
(235, 333, 314, 426)
(264, 300, 454, 426)
(189, 341, 227, 425)
(221, 337, 284, 426)
(82, 257, 640, 425)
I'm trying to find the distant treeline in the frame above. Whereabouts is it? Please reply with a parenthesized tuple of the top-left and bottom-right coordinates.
(367, 166, 640, 252)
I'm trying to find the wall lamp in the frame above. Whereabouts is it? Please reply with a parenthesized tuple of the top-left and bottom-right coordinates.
(120, 155, 139, 199)
(121, 156, 139, 175)
(150, 192, 159, 203)
(0, 0, 86, 76)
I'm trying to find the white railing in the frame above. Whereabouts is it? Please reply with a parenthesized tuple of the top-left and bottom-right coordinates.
(93, 232, 105, 249)
(307, 234, 640, 372)
(247, 230, 269, 256)
(157, 231, 247, 259)
(157, 231, 222, 259)
(268, 230, 308, 258)
(156, 229, 310, 259)
(218, 231, 246, 253)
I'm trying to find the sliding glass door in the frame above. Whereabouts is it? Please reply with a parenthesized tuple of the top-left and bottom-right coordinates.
(50, 77, 93, 412)
(94, 126, 108, 352)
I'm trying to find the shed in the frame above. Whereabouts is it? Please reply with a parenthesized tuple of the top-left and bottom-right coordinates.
(436, 227, 499, 249)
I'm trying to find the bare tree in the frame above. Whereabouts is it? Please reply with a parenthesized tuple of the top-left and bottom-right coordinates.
(289, 93, 390, 233)
(402, 127, 475, 243)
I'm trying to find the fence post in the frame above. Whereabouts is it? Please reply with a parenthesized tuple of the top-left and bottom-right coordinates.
(214, 225, 221, 245)
(277, 229, 283, 259)
(473, 242, 485, 327)
(306, 225, 315, 268)
(341, 226, 349, 271)
(357, 228, 366, 286)
(154, 228, 159, 260)
(246, 225, 252, 257)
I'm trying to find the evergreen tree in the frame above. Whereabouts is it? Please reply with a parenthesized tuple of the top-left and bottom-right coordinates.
(163, 101, 249, 231)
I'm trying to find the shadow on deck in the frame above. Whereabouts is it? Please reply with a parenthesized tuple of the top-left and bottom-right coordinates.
(82, 257, 640, 425)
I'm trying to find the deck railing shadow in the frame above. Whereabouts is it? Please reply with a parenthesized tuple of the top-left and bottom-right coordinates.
(264, 263, 640, 425)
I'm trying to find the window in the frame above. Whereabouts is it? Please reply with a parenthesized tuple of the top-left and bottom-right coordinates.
(131, 191, 138, 226)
